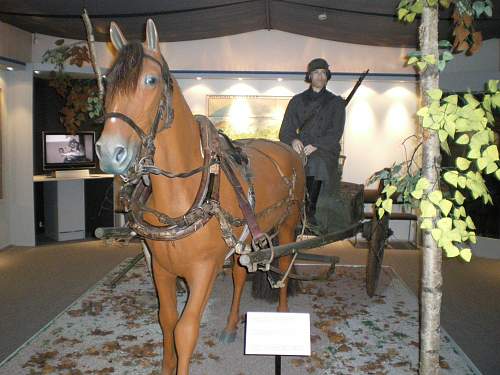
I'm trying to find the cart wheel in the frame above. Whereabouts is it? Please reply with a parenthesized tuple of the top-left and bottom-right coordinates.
(366, 211, 389, 297)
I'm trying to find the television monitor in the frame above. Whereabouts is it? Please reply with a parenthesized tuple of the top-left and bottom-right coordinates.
(43, 131, 96, 171)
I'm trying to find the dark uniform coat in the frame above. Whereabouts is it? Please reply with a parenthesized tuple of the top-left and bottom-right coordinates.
(279, 87, 346, 185)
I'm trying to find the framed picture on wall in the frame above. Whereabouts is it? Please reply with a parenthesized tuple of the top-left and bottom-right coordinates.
(207, 95, 291, 140)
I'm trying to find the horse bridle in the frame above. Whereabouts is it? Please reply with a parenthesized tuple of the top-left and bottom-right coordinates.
(103, 53, 175, 182)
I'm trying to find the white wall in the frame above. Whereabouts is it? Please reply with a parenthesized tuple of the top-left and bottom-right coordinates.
(0, 21, 32, 63)
(0, 72, 9, 249)
(4, 69, 35, 246)
(32, 29, 415, 74)
(177, 76, 419, 185)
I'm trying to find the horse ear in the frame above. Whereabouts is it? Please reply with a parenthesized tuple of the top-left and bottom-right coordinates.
(146, 19, 159, 51)
(110, 21, 127, 51)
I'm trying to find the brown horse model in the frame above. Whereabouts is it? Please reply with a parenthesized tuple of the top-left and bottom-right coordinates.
(95, 19, 305, 375)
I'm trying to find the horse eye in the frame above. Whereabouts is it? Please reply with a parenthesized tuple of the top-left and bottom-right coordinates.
(144, 75, 158, 86)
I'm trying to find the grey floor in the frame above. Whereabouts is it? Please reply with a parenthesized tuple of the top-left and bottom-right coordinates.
(0, 239, 499, 374)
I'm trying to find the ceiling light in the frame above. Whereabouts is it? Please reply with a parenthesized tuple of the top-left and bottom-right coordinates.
(196, 76, 202, 80)
(277, 78, 283, 82)
(34, 70, 40, 74)
(318, 12, 327, 21)
(238, 77, 243, 81)
(6, 66, 14, 71)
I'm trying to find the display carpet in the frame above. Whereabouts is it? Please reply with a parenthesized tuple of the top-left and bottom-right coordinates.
(0, 259, 480, 375)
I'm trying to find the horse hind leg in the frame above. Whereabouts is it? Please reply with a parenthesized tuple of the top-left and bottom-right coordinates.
(175, 264, 219, 375)
(152, 261, 178, 375)
(220, 254, 247, 343)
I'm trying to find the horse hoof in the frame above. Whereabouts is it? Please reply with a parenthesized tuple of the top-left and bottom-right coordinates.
(218, 329, 237, 344)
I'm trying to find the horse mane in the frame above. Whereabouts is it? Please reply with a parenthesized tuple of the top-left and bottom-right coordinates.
(106, 42, 144, 101)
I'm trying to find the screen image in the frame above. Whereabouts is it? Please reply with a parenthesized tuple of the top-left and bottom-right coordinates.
(45, 134, 94, 164)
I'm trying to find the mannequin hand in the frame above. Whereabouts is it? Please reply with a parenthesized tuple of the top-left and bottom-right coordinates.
(303, 145, 318, 156)
(291, 139, 304, 154)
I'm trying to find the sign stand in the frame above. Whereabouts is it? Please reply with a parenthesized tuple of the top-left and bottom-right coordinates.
(275, 355, 281, 375)
(245, 312, 310, 375)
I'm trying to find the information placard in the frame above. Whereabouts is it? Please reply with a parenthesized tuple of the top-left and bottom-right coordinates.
(245, 312, 311, 356)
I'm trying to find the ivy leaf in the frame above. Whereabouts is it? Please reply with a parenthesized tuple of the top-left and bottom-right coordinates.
(444, 120, 456, 138)
(405, 12, 416, 23)
(378, 208, 385, 219)
(495, 169, 500, 181)
(382, 185, 398, 198)
(443, 94, 458, 105)
(427, 88, 443, 101)
(438, 39, 453, 48)
(477, 158, 488, 171)
(444, 243, 460, 258)
(417, 61, 427, 71)
(487, 80, 498, 93)
(415, 177, 430, 191)
(460, 248, 472, 262)
(456, 157, 471, 171)
(375, 197, 382, 207)
(407, 56, 418, 65)
(443, 171, 459, 187)
(442, 51, 454, 62)
(428, 190, 443, 205)
(417, 106, 429, 117)
(486, 162, 498, 174)
(465, 216, 476, 230)
(454, 190, 466, 205)
(382, 199, 393, 214)
(420, 199, 437, 218)
(483, 145, 499, 162)
(464, 93, 480, 109)
(411, 189, 423, 199)
(439, 199, 453, 216)
(456, 134, 469, 145)
(467, 147, 481, 160)
(420, 218, 433, 230)
(431, 228, 442, 241)
(437, 217, 453, 231)
(438, 129, 448, 143)
(423, 54, 436, 65)
(398, 7, 410, 20)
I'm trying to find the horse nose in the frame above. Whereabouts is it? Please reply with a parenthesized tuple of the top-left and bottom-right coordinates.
(113, 145, 128, 165)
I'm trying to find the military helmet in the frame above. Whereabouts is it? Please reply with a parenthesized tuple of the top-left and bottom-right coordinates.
(305, 58, 332, 83)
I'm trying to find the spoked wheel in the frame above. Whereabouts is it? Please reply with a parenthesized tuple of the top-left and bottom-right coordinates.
(366, 211, 390, 297)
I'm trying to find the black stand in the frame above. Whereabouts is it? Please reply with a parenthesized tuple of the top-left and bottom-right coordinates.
(275, 355, 281, 375)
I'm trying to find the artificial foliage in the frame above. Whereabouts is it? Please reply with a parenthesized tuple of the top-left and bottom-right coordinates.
(42, 39, 103, 133)
(368, 0, 498, 264)
(398, 0, 492, 55)
(370, 82, 500, 262)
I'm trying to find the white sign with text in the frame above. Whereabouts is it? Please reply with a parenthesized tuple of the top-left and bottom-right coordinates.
(245, 312, 311, 356)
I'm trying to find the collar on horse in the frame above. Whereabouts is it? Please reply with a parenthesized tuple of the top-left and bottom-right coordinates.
(104, 52, 292, 253)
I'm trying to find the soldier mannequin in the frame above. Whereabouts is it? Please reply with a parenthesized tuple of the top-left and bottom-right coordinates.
(279, 58, 346, 226)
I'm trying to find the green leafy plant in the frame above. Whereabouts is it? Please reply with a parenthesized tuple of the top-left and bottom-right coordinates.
(371, 82, 499, 262)
(42, 39, 103, 133)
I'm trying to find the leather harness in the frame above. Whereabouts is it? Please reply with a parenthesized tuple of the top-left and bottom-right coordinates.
(105, 52, 296, 257)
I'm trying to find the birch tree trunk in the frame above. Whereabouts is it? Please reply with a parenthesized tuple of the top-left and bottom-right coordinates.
(419, 5, 443, 374)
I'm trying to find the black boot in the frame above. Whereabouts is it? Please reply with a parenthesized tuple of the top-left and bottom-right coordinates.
(306, 176, 322, 227)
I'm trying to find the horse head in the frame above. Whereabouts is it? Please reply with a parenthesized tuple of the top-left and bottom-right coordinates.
(96, 19, 172, 176)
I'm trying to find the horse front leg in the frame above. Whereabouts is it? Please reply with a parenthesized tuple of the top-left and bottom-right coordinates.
(152, 261, 178, 375)
(277, 221, 299, 312)
(220, 254, 247, 343)
(175, 264, 218, 375)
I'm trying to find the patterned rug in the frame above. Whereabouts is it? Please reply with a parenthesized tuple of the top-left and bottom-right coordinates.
(0, 259, 480, 375)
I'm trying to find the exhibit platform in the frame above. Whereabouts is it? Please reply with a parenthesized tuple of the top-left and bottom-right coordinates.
(0, 260, 480, 374)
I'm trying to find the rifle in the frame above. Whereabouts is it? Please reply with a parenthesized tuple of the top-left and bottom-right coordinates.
(345, 69, 370, 106)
